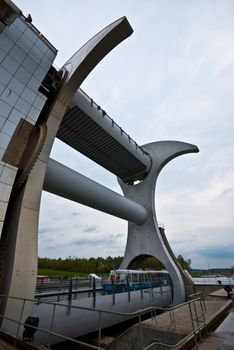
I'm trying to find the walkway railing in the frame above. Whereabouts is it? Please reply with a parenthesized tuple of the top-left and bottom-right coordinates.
(78, 87, 149, 158)
(35, 275, 91, 294)
(0, 293, 207, 350)
(35, 277, 171, 305)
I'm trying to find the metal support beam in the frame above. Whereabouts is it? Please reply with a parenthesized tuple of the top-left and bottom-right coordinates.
(0, 14, 133, 336)
(44, 158, 148, 225)
(119, 141, 199, 305)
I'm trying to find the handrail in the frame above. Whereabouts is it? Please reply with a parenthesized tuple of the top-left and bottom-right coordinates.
(0, 314, 105, 350)
(35, 287, 103, 299)
(0, 294, 194, 317)
(0, 294, 207, 350)
(78, 88, 150, 158)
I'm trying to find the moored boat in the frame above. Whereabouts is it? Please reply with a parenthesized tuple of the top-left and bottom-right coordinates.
(29, 269, 173, 345)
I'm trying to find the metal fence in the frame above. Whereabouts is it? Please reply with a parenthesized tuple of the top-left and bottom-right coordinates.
(0, 293, 207, 350)
(35, 276, 171, 306)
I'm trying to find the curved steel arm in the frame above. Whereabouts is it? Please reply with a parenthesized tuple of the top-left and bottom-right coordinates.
(63, 17, 133, 94)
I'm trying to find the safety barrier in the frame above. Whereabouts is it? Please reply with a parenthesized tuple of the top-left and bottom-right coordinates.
(0, 293, 207, 349)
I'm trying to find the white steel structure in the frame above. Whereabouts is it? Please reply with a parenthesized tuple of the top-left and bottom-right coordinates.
(0, 0, 198, 338)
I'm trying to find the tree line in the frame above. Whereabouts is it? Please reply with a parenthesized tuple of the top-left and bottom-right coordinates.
(38, 255, 191, 275)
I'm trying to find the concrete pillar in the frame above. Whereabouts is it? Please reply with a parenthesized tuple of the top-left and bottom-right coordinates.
(119, 141, 199, 305)
(0, 16, 133, 334)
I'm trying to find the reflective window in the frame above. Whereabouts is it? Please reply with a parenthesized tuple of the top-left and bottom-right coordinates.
(27, 105, 40, 122)
(8, 77, 25, 95)
(17, 34, 34, 54)
(33, 65, 47, 81)
(22, 55, 37, 74)
(35, 38, 48, 54)
(15, 97, 31, 115)
(1, 55, 19, 75)
(1, 88, 19, 107)
(118, 272, 127, 282)
(0, 83, 5, 95)
(45, 48, 56, 61)
(27, 76, 41, 92)
(0, 147, 5, 160)
(1, 165, 16, 186)
(0, 132, 11, 150)
(21, 86, 37, 105)
(9, 44, 27, 64)
(0, 99, 12, 118)
(33, 94, 46, 110)
(0, 48, 7, 64)
(29, 45, 44, 64)
(8, 108, 24, 124)
(0, 199, 8, 220)
(0, 164, 3, 177)
(0, 115, 5, 129)
(0, 67, 12, 86)
(0, 181, 12, 201)
(13, 18, 27, 33)
(132, 274, 139, 283)
(0, 33, 14, 53)
(15, 66, 31, 85)
(24, 28, 38, 44)
(40, 55, 53, 72)
(4, 24, 22, 42)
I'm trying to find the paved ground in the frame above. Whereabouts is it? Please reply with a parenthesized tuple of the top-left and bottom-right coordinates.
(142, 299, 231, 335)
(140, 289, 233, 349)
(191, 306, 234, 350)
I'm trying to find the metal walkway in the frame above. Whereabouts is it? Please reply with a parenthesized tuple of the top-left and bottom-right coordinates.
(56, 88, 152, 184)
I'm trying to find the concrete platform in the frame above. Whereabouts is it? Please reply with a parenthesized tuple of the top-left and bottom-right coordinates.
(108, 290, 233, 349)
(190, 306, 234, 350)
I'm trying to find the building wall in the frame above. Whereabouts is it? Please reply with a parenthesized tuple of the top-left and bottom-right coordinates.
(0, 14, 57, 238)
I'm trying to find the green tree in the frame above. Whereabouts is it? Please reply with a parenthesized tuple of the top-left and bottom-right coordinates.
(177, 255, 192, 271)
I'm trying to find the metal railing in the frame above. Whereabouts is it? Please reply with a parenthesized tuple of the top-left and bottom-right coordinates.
(78, 88, 150, 158)
(35, 276, 170, 305)
(36, 276, 91, 293)
(0, 292, 208, 350)
(143, 293, 207, 350)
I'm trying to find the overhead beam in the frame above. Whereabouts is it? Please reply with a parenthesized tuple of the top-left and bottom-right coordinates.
(43, 158, 148, 225)
(57, 89, 152, 184)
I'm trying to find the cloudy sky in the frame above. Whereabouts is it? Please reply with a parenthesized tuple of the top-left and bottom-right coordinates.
(16, 1, 234, 269)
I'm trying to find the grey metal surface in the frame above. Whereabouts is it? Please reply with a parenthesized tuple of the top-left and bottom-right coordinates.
(119, 141, 199, 305)
(57, 88, 152, 184)
(31, 286, 171, 345)
(44, 158, 148, 224)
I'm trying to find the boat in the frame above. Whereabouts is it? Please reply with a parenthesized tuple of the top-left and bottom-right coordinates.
(103, 269, 172, 292)
(29, 269, 173, 346)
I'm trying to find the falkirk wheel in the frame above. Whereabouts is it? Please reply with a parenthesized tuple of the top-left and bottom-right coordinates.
(0, 0, 198, 329)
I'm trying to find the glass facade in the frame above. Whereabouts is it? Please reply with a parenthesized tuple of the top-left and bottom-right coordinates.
(0, 9, 57, 238)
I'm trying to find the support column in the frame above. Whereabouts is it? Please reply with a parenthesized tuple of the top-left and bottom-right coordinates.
(0, 16, 133, 334)
(119, 141, 199, 305)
